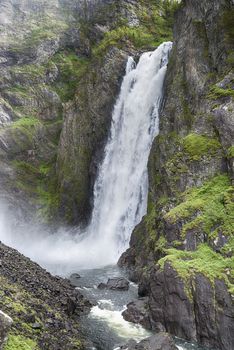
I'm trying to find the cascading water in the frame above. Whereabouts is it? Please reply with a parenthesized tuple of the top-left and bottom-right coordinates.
(85, 41, 173, 265)
(0, 42, 172, 273)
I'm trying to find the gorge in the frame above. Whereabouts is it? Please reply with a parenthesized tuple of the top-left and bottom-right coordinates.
(0, 0, 233, 350)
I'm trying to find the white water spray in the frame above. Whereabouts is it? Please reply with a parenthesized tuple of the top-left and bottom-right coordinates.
(0, 42, 172, 273)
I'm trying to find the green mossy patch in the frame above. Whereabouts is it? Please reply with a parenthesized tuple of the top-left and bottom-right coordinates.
(227, 146, 234, 158)
(5, 335, 38, 350)
(208, 85, 234, 100)
(164, 175, 234, 239)
(183, 133, 222, 161)
(50, 51, 89, 102)
(12, 160, 59, 222)
(92, 0, 179, 57)
(159, 244, 234, 295)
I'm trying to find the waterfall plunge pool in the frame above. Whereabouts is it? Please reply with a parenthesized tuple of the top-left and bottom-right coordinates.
(70, 265, 208, 350)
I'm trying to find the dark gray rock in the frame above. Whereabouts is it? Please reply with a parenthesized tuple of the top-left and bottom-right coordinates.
(98, 277, 130, 291)
(122, 298, 151, 329)
(119, 333, 177, 350)
(106, 277, 130, 291)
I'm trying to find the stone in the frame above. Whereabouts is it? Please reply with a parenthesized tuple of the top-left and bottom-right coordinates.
(106, 277, 130, 291)
(0, 310, 12, 348)
(120, 333, 177, 350)
(122, 298, 151, 329)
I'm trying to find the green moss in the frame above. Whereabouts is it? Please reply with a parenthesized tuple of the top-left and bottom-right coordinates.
(227, 146, 234, 158)
(159, 244, 234, 295)
(92, 0, 179, 58)
(12, 117, 41, 129)
(10, 64, 47, 80)
(208, 85, 234, 100)
(221, 8, 234, 47)
(51, 51, 89, 102)
(165, 175, 234, 239)
(4, 335, 38, 350)
(183, 133, 221, 160)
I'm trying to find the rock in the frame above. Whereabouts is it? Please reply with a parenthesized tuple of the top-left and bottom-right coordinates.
(31, 322, 42, 330)
(97, 282, 107, 290)
(107, 277, 130, 291)
(122, 298, 151, 329)
(120, 333, 177, 350)
(0, 242, 90, 349)
(0, 310, 12, 348)
(69, 273, 81, 286)
(98, 277, 130, 291)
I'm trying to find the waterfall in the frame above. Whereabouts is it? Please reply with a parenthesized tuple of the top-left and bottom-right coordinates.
(0, 42, 172, 273)
(86, 42, 172, 262)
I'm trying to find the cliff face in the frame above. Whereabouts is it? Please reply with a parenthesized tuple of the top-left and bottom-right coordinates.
(0, 0, 176, 224)
(119, 1, 234, 349)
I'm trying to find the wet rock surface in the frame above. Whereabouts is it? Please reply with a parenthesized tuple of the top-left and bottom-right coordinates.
(0, 242, 91, 349)
(98, 277, 130, 291)
(119, 333, 177, 350)
(122, 297, 151, 329)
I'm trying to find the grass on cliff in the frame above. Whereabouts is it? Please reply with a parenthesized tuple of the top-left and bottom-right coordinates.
(159, 244, 234, 295)
(5, 335, 38, 350)
(208, 85, 234, 100)
(51, 51, 89, 102)
(92, 0, 179, 57)
(183, 133, 221, 161)
(164, 174, 234, 239)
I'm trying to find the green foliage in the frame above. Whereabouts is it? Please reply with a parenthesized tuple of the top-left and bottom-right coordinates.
(183, 133, 221, 160)
(208, 85, 234, 100)
(11, 18, 68, 52)
(5, 335, 38, 350)
(227, 146, 234, 158)
(92, 0, 180, 57)
(159, 244, 234, 294)
(11, 64, 47, 80)
(221, 8, 234, 47)
(165, 175, 234, 238)
(12, 117, 40, 129)
(92, 26, 156, 57)
(51, 51, 89, 102)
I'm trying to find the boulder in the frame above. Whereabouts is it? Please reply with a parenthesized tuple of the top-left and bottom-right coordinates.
(0, 310, 13, 348)
(119, 333, 177, 350)
(98, 277, 130, 291)
(122, 298, 151, 329)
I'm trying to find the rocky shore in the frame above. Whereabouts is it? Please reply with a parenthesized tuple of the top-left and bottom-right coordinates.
(0, 242, 91, 349)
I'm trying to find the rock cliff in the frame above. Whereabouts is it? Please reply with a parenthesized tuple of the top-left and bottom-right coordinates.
(119, 1, 234, 349)
(0, 0, 177, 224)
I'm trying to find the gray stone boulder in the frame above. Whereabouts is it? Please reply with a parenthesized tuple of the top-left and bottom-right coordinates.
(119, 333, 177, 350)
(98, 277, 130, 291)
(122, 298, 151, 329)
(0, 310, 13, 349)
